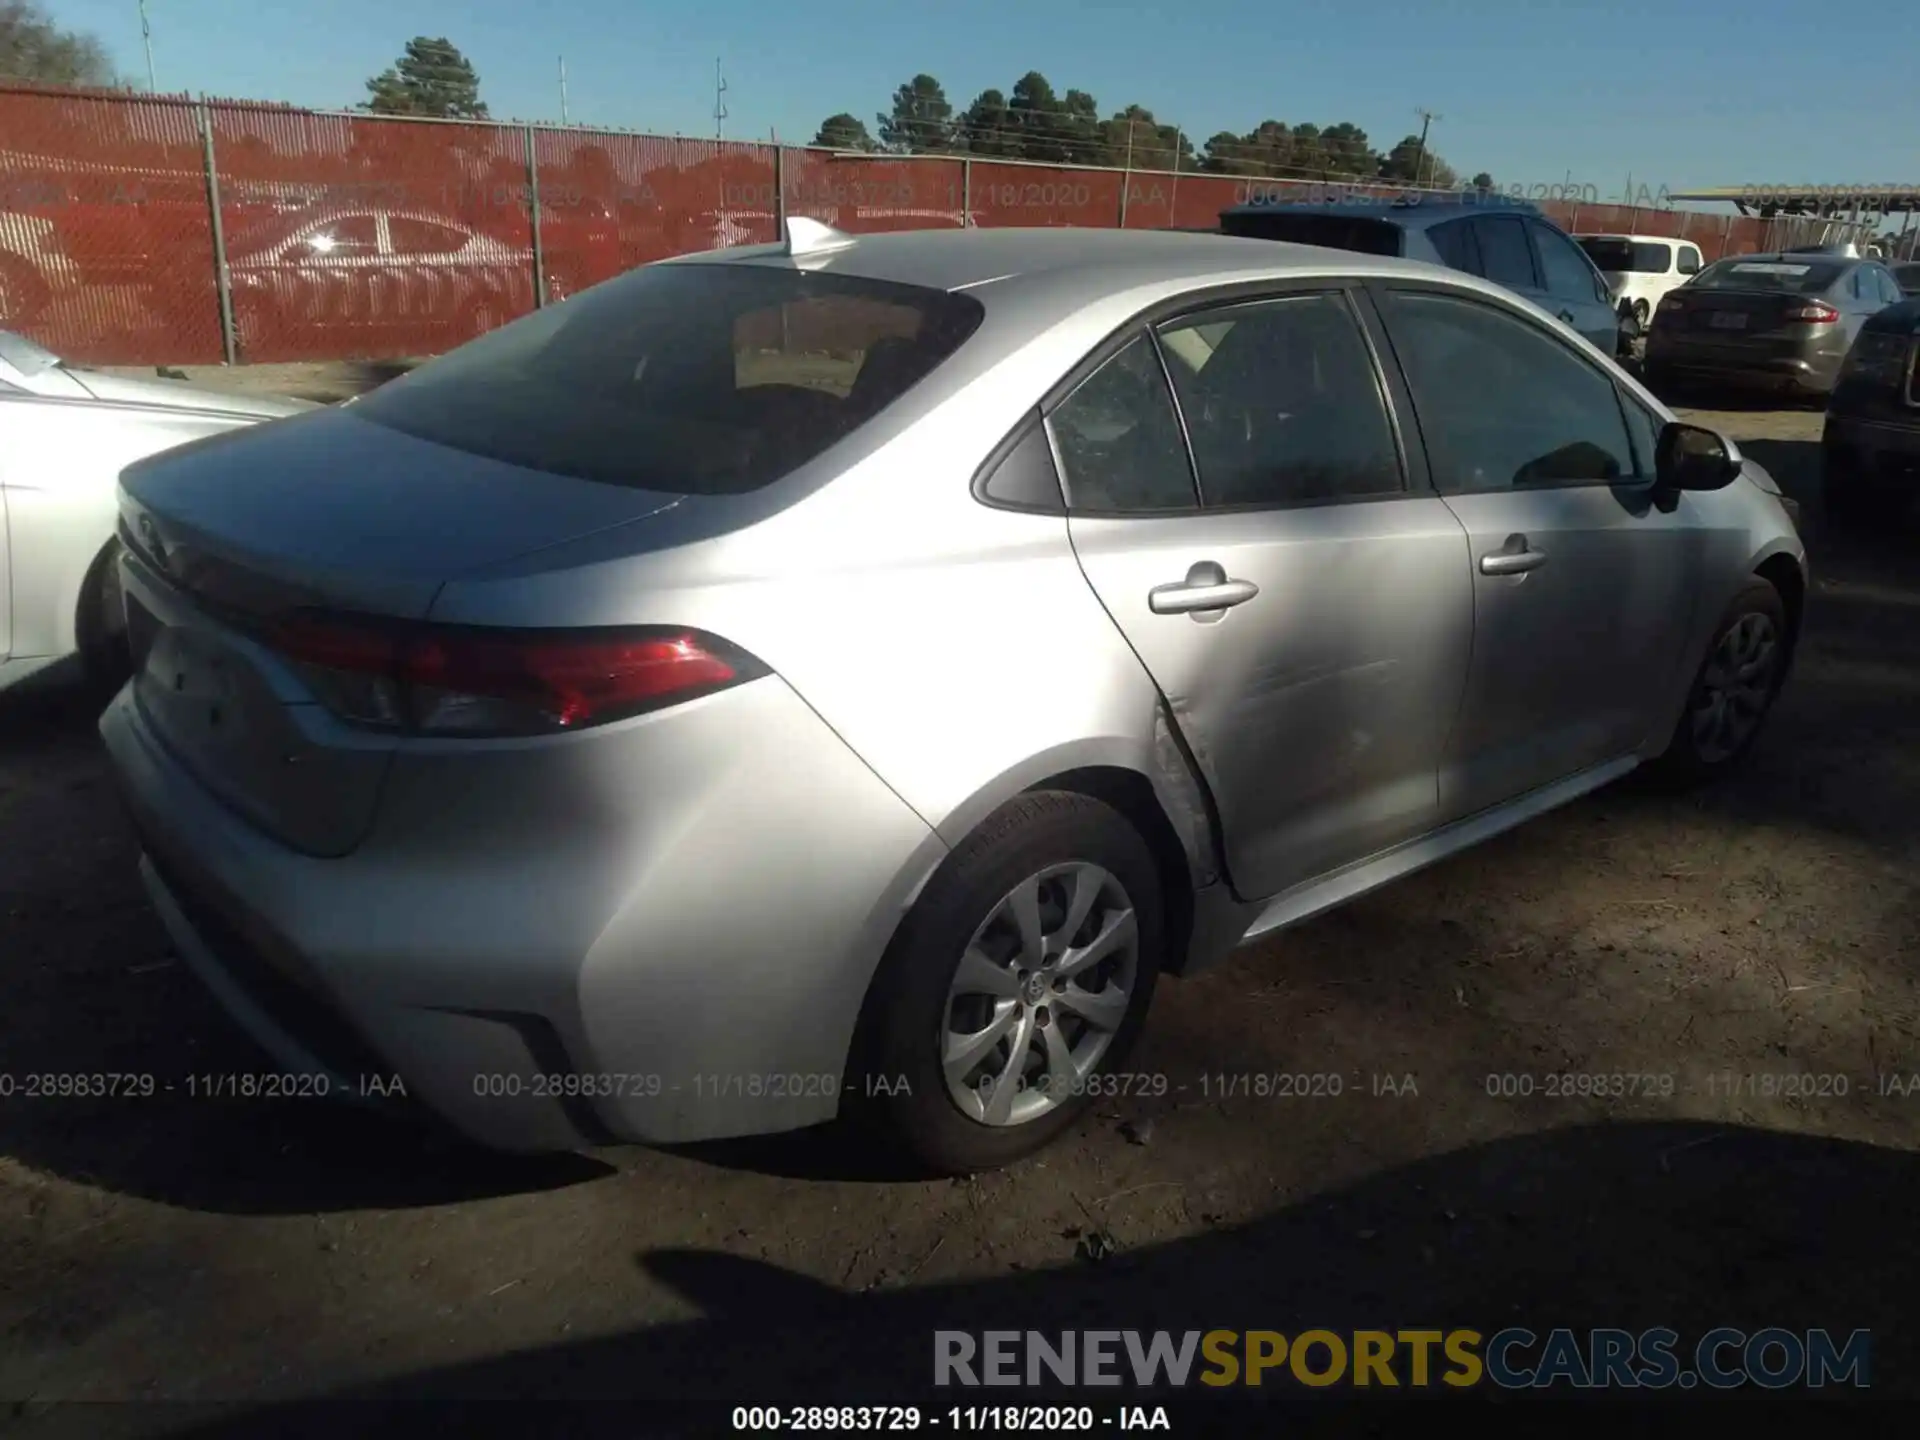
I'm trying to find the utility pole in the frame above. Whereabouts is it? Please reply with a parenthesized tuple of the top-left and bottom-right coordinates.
(138, 0, 156, 91)
(558, 56, 569, 125)
(713, 58, 728, 140)
(1414, 107, 1441, 188)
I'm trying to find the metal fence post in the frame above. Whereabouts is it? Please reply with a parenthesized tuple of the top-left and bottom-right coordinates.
(961, 156, 972, 226)
(774, 145, 787, 232)
(196, 99, 237, 365)
(1568, 203, 1581, 234)
(524, 125, 546, 308)
(1117, 154, 1130, 228)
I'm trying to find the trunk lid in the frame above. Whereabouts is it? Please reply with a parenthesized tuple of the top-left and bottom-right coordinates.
(1679, 288, 1811, 338)
(119, 405, 686, 621)
(117, 405, 688, 856)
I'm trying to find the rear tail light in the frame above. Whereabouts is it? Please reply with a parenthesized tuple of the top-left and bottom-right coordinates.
(1657, 293, 1688, 311)
(1784, 302, 1839, 324)
(265, 611, 767, 736)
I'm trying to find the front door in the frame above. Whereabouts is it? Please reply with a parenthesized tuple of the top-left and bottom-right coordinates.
(1371, 284, 1701, 821)
(1060, 287, 1474, 900)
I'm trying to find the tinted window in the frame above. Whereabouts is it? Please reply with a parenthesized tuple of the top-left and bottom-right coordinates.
(1218, 210, 1404, 257)
(1535, 223, 1602, 301)
(1849, 266, 1876, 301)
(1678, 245, 1703, 275)
(1155, 292, 1401, 507)
(1632, 241, 1673, 272)
(1619, 394, 1662, 476)
(1379, 290, 1634, 491)
(388, 217, 469, 255)
(1895, 263, 1920, 295)
(1577, 237, 1635, 272)
(1693, 259, 1844, 294)
(352, 264, 983, 494)
(1472, 216, 1537, 289)
(1875, 268, 1904, 305)
(296, 215, 378, 257)
(1429, 218, 1480, 274)
(1048, 335, 1197, 513)
(979, 421, 1064, 513)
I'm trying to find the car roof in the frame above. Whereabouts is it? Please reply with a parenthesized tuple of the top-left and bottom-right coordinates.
(1711, 252, 1856, 267)
(1217, 195, 1543, 229)
(673, 224, 1434, 295)
(1578, 233, 1686, 245)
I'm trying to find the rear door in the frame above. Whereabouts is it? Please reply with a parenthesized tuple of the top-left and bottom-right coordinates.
(1467, 214, 1543, 308)
(1370, 282, 1701, 819)
(1529, 220, 1621, 351)
(1062, 284, 1474, 899)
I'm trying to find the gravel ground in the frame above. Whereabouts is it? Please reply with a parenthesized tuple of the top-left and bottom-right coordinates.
(1, 373, 1916, 1430)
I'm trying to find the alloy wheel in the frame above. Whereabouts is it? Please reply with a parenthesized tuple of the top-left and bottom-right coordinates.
(1691, 612, 1781, 763)
(939, 862, 1139, 1127)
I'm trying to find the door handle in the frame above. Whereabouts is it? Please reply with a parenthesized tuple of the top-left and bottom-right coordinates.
(1557, 309, 1576, 324)
(1149, 561, 1260, 615)
(1480, 540, 1549, 576)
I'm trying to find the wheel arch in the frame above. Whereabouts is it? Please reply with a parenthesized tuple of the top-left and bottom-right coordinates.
(1753, 549, 1806, 651)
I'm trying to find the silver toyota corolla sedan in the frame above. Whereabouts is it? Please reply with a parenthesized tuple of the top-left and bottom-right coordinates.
(0, 330, 309, 693)
(101, 223, 1805, 1173)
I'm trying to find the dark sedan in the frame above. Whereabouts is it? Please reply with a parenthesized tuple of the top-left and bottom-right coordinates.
(1644, 252, 1906, 402)
(1822, 296, 1920, 521)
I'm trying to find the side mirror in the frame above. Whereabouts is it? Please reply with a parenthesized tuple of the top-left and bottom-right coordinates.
(1655, 422, 1743, 492)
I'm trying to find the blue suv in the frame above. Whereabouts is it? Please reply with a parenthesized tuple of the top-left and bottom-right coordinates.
(1218, 193, 1625, 356)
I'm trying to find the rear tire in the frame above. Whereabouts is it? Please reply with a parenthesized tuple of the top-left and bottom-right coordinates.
(849, 791, 1165, 1175)
(1650, 578, 1790, 787)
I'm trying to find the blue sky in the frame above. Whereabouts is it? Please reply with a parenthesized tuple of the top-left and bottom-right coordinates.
(52, 0, 1920, 192)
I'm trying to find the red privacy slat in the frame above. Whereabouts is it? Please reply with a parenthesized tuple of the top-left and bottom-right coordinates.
(0, 83, 1803, 365)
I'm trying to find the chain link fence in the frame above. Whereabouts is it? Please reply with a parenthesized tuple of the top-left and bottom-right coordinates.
(0, 81, 1864, 367)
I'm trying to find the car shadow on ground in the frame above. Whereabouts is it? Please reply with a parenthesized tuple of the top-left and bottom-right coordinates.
(39, 1120, 1898, 1438)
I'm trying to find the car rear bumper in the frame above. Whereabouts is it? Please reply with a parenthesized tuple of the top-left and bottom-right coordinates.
(100, 672, 946, 1152)
(1645, 339, 1841, 393)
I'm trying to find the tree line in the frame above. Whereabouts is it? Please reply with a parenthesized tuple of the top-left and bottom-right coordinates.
(815, 73, 1493, 190)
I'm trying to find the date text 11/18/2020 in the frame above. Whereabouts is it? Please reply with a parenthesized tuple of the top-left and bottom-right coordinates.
(0, 1072, 408, 1099)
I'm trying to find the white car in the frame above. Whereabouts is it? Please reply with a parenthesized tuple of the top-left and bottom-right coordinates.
(0, 212, 81, 330)
(0, 330, 310, 693)
(1576, 233, 1705, 328)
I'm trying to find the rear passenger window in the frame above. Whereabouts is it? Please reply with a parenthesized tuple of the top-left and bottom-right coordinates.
(1678, 245, 1703, 275)
(1156, 292, 1402, 506)
(1533, 223, 1603, 302)
(1471, 216, 1538, 289)
(978, 422, 1064, 513)
(1047, 335, 1198, 513)
(1429, 218, 1480, 275)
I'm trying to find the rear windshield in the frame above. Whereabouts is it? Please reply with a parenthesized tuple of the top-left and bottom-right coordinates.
(1691, 259, 1844, 295)
(1218, 210, 1404, 257)
(1578, 238, 1669, 272)
(350, 263, 984, 493)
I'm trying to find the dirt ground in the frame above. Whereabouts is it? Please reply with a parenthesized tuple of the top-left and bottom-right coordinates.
(1, 371, 1917, 1431)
